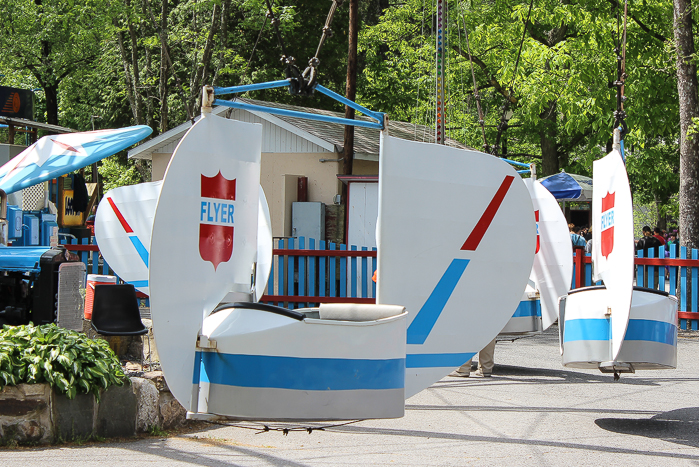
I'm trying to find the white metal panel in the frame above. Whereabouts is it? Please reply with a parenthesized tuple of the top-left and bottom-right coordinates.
(377, 135, 535, 398)
(149, 114, 262, 408)
(525, 179, 573, 330)
(591, 149, 634, 360)
(95, 181, 162, 295)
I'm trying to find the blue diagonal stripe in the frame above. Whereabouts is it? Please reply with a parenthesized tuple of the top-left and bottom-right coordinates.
(128, 235, 149, 267)
(407, 259, 470, 345)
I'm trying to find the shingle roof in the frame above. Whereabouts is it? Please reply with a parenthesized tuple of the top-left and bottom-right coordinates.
(233, 97, 471, 156)
(128, 96, 471, 160)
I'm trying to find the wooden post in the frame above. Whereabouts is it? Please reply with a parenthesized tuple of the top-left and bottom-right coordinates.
(573, 247, 585, 288)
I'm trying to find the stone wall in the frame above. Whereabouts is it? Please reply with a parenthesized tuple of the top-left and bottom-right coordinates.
(0, 371, 185, 445)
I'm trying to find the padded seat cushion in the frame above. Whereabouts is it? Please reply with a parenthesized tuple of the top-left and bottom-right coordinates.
(318, 303, 406, 322)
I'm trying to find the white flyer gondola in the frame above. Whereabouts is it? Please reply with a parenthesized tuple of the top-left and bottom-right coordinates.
(559, 143, 678, 374)
(500, 177, 573, 337)
(144, 87, 536, 420)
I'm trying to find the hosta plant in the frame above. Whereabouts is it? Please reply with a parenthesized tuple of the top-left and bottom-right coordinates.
(0, 323, 126, 400)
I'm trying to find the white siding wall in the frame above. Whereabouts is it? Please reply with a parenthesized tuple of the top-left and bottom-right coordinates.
(228, 109, 331, 154)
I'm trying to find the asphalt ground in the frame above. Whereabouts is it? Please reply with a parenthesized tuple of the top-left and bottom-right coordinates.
(3, 326, 699, 466)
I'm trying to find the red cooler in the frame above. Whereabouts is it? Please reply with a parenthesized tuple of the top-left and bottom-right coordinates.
(85, 274, 116, 319)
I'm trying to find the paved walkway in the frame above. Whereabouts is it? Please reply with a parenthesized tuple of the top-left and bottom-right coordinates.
(3, 326, 699, 466)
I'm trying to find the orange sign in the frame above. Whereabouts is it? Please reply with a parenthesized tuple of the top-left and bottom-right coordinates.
(0, 86, 34, 119)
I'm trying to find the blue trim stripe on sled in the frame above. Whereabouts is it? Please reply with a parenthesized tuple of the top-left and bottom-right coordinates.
(564, 319, 676, 346)
(406, 352, 476, 368)
(512, 299, 541, 318)
(193, 352, 405, 390)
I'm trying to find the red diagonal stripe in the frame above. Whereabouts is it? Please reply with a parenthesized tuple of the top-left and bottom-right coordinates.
(461, 175, 515, 251)
(107, 197, 134, 233)
(51, 139, 80, 153)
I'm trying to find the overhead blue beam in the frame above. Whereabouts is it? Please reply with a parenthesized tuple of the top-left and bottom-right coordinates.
(213, 99, 385, 130)
(315, 85, 384, 123)
(210, 79, 385, 129)
(213, 79, 291, 95)
(501, 157, 531, 169)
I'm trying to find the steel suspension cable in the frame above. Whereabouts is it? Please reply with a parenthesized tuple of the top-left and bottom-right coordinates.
(462, 18, 489, 152)
(509, 0, 535, 93)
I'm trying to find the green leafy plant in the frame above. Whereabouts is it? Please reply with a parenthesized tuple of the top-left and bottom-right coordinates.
(0, 323, 126, 400)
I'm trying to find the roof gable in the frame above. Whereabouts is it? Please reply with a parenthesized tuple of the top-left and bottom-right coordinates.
(128, 97, 471, 160)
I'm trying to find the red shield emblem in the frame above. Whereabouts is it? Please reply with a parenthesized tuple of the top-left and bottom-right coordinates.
(534, 210, 541, 254)
(199, 172, 236, 270)
(600, 192, 615, 259)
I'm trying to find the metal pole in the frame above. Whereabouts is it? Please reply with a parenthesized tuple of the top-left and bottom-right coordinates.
(342, 0, 358, 177)
(435, 0, 446, 144)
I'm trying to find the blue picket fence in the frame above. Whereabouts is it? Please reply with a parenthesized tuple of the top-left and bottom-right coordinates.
(261, 237, 377, 309)
(62, 236, 699, 330)
(573, 245, 699, 330)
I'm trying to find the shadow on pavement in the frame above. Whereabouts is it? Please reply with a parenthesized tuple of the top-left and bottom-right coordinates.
(328, 423, 699, 461)
(434, 364, 682, 388)
(596, 407, 699, 448)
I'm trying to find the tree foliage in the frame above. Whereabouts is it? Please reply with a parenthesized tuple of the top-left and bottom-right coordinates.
(0, 0, 689, 222)
(358, 0, 680, 223)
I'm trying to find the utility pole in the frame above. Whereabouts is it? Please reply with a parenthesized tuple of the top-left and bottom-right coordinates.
(342, 0, 358, 178)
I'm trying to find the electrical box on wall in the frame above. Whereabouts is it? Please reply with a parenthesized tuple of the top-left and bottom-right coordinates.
(7, 205, 22, 240)
(292, 202, 325, 242)
(20, 213, 39, 246)
(40, 213, 58, 247)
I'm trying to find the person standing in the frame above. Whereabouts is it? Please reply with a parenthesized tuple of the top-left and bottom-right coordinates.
(653, 227, 667, 246)
(449, 338, 496, 378)
(569, 224, 587, 248)
(667, 232, 679, 252)
(636, 226, 662, 256)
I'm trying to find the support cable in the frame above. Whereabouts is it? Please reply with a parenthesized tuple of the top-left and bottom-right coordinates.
(263, 0, 301, 81)
(610, 0, 628, 158)
(262, 0, 345, 96)
(509, 0, 535, 93)
(245, 16, 269, 75)
(463, 26, 490, 153)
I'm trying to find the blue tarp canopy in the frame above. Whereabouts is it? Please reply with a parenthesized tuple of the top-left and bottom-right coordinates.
(539, 172, 592, 202)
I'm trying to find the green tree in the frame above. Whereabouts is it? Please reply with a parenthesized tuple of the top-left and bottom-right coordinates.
(0, 0, 113, 125)
(359, 0, 679, 216)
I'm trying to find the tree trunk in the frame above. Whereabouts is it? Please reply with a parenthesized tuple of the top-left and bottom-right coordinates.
(189, 4, 220, 114)
(116, 27, 137, 120)
(213, 0, 230, 86)
(540, 101, 558, 176)
(126, 0, 143, 124)
(674, 0, 699, 250)
(44, 84, 59, 127)
(40, 30, 59, 125)
(159, 0, 169, 133)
